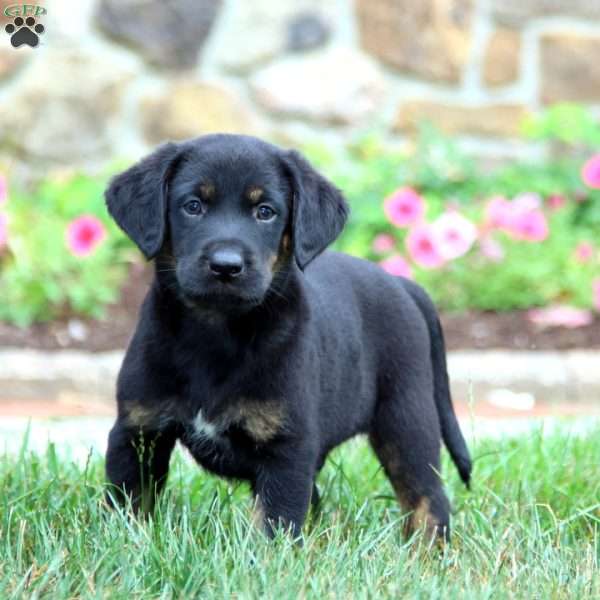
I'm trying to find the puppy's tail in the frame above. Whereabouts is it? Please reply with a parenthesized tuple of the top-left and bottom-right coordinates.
(403, 280, 472, 488)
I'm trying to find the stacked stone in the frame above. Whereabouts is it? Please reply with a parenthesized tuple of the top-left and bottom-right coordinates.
(1, 0, 600, 169)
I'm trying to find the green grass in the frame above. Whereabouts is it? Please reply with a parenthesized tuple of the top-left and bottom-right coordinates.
(1, 426, 599, 598)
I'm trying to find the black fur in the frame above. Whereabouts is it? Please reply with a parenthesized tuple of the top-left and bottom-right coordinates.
(106, 142, 181, 259)
(104, 134, 471, 539)
(281, 150, 349, 269)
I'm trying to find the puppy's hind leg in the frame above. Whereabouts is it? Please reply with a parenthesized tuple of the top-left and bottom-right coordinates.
(369, 381, 451, 541)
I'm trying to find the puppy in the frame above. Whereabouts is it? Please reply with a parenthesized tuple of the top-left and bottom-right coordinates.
(104, 134, 471, 539)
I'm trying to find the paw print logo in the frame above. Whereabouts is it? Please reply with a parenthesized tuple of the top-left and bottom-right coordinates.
(5, 16, 45, 48)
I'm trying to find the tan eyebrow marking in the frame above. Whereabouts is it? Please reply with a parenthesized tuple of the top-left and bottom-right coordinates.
(247, 186, 264, 204)
(199, 183, 215, 200)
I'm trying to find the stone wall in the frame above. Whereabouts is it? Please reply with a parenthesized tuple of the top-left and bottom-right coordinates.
(1, 0, 600, 172)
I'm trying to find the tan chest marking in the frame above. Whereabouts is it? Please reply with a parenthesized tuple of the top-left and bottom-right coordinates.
(125, 398, 184, 430)
(125, 398, 284, 444)
(225, 399, 285, 443)
(125, 403, 160, 428)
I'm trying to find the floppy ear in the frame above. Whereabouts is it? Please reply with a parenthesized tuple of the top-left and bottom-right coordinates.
(282, 150, 349, 270)
(105, 142, 181, 259)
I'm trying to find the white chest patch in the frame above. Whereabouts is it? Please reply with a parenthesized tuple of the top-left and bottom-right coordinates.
(192, 409, 219, 440)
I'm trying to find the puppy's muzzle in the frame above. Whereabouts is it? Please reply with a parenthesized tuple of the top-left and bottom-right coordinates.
(207, 245, 245, 282)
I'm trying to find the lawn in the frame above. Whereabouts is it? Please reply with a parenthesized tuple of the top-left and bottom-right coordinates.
(1, 425, 598, 598)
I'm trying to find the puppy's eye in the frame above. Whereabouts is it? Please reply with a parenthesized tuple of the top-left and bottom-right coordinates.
(184, 200, 203, 215)
(255, 205, 276, 222)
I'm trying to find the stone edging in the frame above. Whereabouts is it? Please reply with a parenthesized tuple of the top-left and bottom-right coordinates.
(0, 349, 122, 404)
(1, 349, 599, 405)
(448, 351, 599, 405)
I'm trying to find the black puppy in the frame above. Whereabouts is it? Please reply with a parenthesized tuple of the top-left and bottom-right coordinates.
(104, 134, 471, 539)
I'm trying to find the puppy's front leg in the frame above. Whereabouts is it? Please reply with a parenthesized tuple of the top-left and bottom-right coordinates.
(253, 454, 315, 539)
(105, 419, 177, 513)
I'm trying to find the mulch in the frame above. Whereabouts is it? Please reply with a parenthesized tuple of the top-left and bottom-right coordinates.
(441, 310, 600, 351)
(2, 263, 600, 353)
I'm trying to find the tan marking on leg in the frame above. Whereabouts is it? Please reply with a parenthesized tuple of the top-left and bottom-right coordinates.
(370, 437, 438, 537)
(374, 441, 409, 503)
(409, 496, 443, 541)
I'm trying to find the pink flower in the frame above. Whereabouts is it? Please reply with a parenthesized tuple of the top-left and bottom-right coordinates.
(582, 155, 600, 189)
(431, 211, 477, 260)
(485, 194, 548, 242)
(406, 224, 445, 269)
(384, 187, 425, 228)
(512, 193, 542, 213)
(0, 213, 7, 248)
(479, 236, 505, 263)
(485, 193, 548, 242)
(380, 254, 413, 279)
(547, 194, 566, 211)
(508, 209, 548, 242)
(372, 233, 395, 255)
(485, 196, 512, 229)
(0, 174, 7, 205)
(574, 241, 594, 264)
(593, 278, 600, 312)
(66, 215, 106, 257)
(528, 305, 593, 329)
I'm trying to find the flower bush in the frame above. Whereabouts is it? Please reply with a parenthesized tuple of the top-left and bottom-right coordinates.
(1, 104, 600, 327)
(0, 170, 135, 326)
(306, 108, 600, 314)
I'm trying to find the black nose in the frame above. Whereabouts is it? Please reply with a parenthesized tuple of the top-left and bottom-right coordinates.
(209, 248, 244, 279)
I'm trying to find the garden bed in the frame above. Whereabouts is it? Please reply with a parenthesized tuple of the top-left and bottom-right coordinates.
(3, 112, 600, 352)
(1, 262, 600, 352)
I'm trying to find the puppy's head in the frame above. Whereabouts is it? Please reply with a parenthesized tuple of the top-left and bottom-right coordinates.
(105, 134, 348, 313)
